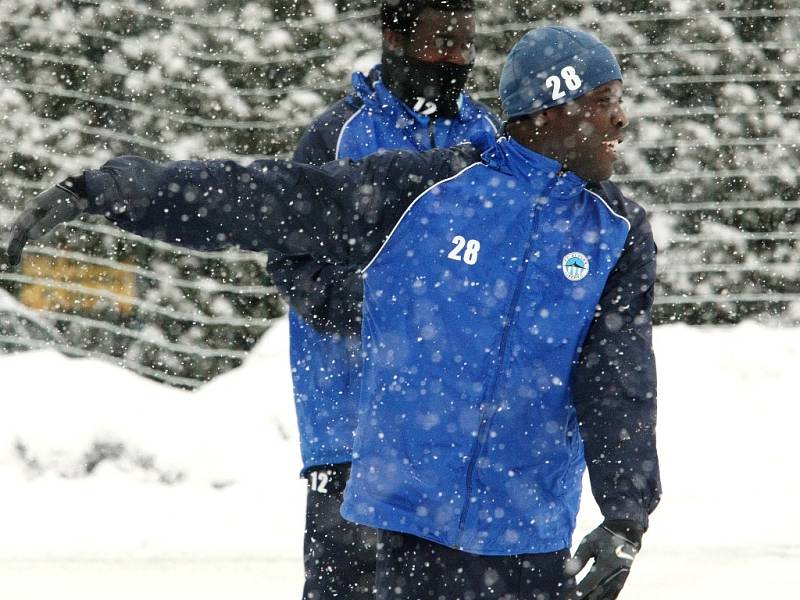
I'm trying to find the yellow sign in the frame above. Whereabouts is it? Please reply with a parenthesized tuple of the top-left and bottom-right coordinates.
(20, 256, 137, 316)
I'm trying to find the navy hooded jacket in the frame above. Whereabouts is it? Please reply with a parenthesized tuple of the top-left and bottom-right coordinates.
(81, 134, 660, 555)
(269, 66, 500, 472)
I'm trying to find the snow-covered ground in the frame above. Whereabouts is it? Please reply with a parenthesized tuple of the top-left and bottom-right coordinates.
(1, 319, 798, 599)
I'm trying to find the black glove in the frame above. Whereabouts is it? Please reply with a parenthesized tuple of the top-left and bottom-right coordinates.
(564, 520, 643, 600)
(6, 179, 87, 266)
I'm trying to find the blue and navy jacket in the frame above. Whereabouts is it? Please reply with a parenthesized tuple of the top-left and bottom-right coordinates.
(268, 66, 500, 472)
(81, 134, 660, 556)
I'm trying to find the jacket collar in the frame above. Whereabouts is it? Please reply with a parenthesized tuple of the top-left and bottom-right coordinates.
(350, 65, 480, 125)
(481, 136, 587, 197)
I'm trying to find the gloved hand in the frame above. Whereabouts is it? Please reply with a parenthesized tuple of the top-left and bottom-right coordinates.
(6, 180, 86, 266)
(564, 520, 643, 600)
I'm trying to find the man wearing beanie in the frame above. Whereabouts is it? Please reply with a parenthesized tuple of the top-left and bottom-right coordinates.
(9, 25, 660, 600)
(267, 2, 498, 599)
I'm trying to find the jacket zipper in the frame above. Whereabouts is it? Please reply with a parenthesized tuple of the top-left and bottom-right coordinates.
(456, 178, 559, 540)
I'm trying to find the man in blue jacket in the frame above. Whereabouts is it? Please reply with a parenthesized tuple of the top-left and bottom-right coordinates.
(8, 26, 660, 600)
(269, 1, 498, 597)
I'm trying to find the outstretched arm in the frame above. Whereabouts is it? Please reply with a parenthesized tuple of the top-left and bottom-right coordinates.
(80, 154, 406, 263)
(6, 148, 469, 270)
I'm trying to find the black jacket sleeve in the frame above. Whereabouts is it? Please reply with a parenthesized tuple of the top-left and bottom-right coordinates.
(267, 253, 364, 335)
(268, 97, 364, 334)
(571, 181, 661, 530)
(81, 146, 475, 272)
(293, 97, 358, 165)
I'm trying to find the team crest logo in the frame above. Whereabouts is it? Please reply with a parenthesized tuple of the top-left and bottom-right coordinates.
(562, 252, 590, 281)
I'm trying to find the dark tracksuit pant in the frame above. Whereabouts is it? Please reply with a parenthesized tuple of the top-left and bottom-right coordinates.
(303, 463, 377, 600)
(375, 530, 574, 600)
(304, 466, 573, 600)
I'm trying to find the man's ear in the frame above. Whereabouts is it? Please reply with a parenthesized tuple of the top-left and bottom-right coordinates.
(382, 30, 405, 55)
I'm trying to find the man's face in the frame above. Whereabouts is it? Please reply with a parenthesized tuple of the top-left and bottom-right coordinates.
(403, 8, 476, 65)
(545, 81, 629, 182)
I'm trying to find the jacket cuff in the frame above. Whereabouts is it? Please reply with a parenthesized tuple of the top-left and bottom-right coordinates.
(599, 497, 650, 531)
(603, 519, 645, 546)
(59, 175, 87, 200)
(82, 170, 119, 216)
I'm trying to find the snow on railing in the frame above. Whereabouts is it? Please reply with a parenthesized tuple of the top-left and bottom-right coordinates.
(2, 1, 798, 385)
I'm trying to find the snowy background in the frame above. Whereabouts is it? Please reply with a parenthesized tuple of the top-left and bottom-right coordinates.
(2, 318, 798, 599)
(1, 1, 799, 598)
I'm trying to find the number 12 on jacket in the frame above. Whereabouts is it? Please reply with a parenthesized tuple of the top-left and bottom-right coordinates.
(309, 470, 329, 494)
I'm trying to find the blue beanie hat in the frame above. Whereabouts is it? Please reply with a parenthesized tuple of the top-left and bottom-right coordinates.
(500, 26, 622, 119)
